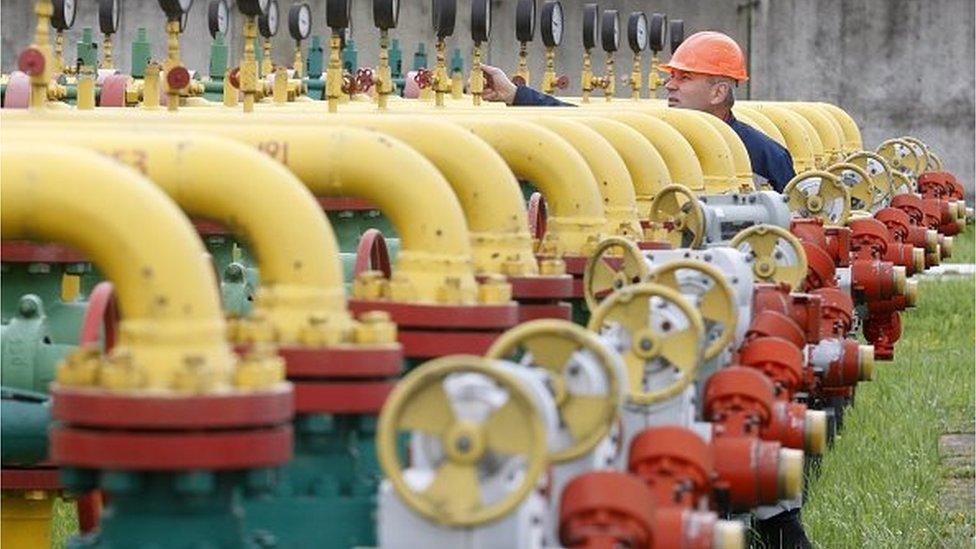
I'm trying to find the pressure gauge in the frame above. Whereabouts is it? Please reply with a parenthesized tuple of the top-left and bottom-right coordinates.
(258, 0, 279, 38)
(289, 3, 312, 40)
(471, 0, 491, 44)
(208, 0, 229, 39)
(327, 0, 351, 29)
(431, 0, 456, 39)
(238, 0, 270, 17)
(648, 13, 666, 52)
(515, 0, 535, 43)
(540, 1, 563, 48)
(51, 0, 77, 30)
(178, 8, 191, 32)
(99, 0, 121, 35)
(601, 9, 619, 53)
(627, 12, 647, 53)
(373, 0, 400, 30)
(582, 4, 598, 50)
(159, 0, 193, 21)
(670, 19, 685, 54)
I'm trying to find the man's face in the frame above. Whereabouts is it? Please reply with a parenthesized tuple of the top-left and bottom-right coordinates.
(664, 70, 717, 111)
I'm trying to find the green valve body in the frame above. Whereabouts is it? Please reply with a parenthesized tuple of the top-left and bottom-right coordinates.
(450, 47, 464, 75)
(209, 32, 228, 81)
(130, 28, 151, 78)
(76, 28, 98, 71)
(307, 35, 324, 78)
(342, 40, 358, 73)
(389, 38, 403, 79)
(1, 262, 91, 346)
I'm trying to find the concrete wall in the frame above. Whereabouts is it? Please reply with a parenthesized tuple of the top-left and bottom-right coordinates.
(2, 1, 972, 195)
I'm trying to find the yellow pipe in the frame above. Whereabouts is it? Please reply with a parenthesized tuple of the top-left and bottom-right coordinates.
(604, 111, 706, 192)
(642, 107, 740, 193)
(736, 104, 817, 172)
(1, 491, 54, 549)
(814, 102, 864, 153)
(733, 108, 787, 148)
(695, 112, 756, 191)
(447, 117, 608, 258)
(7, 128, 353, 345)
(2, 145, 235, 393)
(750, 103, 827, 168)
(780, 103, 845, 165)
(520, 116, 643, 240)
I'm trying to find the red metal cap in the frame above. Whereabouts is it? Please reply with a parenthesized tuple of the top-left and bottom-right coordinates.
(17, 47, 45, 76)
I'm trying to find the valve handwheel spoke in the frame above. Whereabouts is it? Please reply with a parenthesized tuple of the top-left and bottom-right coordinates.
(377, 355, 547, 527)
(877, 138, 923, 177)
(827, 162, 873, 213)
(783, 170, 851, 225)
(648, 259, 737, 360)
(730, 224, 808, 290)
(587, 283, 704, 406)
(583, 236, 650, 311)
(486, 319, 624, 462)
(846, 150, 895, 209)
(647, 184, 705, 248)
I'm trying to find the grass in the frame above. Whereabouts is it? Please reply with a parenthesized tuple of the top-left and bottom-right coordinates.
(52, 497, 78, 548)
(803, 275, 975, 547)
(947, 224, 974, 264)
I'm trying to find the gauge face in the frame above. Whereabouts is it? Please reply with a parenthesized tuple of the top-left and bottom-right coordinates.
(470, 0, 491, 43)
(298, 6, 311, 36)
(209, 0, 228, 37)
(217, 1, 228, 32)
(515, 0, 536, 42)
(541, 2, 563, 47)
(53, 0, 77, 30)
(602, 10, 619, 52)
(180, 8, 190, 32)
(629, 12, 647, 52)
(267, 1, 278, 31)
(582, 3, 598, 50)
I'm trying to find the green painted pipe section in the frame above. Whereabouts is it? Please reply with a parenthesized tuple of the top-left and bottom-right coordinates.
(1, 388, 51, 467)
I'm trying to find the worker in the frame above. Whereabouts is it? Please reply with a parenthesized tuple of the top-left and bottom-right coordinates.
(480, 30, 796, 192)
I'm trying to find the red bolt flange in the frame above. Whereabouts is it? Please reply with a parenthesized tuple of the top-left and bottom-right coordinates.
(874, 207, 912, 243)
(744, 310, 806, 349)
(849, 217, 892, 260)
(810, 286, 854, 337)
(628, 426, 714, 509)
(752, 284, 823, 343)
(711, 436, 801, 511)
(737, 337, 806, 399)
(761, 401, 827, 456)
(862, 310, 901, 361)
(559, 471, 657, 549)
(801, 241, 837, 291)
(704, 366, 776, 438)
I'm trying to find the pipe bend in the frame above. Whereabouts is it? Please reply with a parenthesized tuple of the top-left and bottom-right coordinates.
(1, 145, 234, 393)
(737, 104, 817, 173)
(6, 129, 353, 345)
(606, 111, 706, 193)
(696, 113, 756, 191)
(780, 103, 845, 165)
(448, 116, 607, 258)
(644, 107, 739, 194)
(813, 102, 863, 153)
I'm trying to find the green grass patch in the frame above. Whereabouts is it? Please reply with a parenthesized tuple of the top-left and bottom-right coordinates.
(804, 276, 975, 547)
(947, 224, 974, 264)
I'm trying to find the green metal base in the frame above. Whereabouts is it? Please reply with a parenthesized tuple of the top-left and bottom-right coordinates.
(2, 263, 91, 346)
(1, 295, 76, 393)
(1, 388, 51, 467)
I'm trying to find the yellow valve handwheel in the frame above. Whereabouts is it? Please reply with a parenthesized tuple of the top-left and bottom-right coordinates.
(486, 319, 623, 463)
(730, 224, 809, 290)
(583, 236, 651, 311)
(376, 355, 548, 528)
(586, 282, 705, 406)
(783, 170, 851, 226)
(646, 184, 706, 249)
(927, 151, 944, 172)
(877, 138, 923, 177)
(646, 259, 738, 361)
(899, 136, 933, 172)
(891, 171, 914, 196)
(845, 151, 895, 208)
(826, 162, 874, 212)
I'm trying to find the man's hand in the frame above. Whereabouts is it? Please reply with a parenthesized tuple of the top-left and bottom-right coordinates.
(480, 64, 518, 105)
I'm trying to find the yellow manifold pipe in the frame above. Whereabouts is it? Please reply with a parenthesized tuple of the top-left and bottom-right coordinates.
(1, 491, 54, 549)
(693, 112, 755, 191)
(1, 145, 234, 393)
(521, 116, 643, 239)
(447, 117, 608, 257)
(734, 108, 787, 148)
(814, 102, 864, 153)
(747, 102, 827, 168)
(604, 111, 706, 192)
(735, 104, 817, 172)
(642, 107, 740, 193)
(779, 103, 846, 165)
(6, 128, 354, 345)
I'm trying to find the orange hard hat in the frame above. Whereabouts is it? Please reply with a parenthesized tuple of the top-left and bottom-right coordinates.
(658, 31, 749, 82)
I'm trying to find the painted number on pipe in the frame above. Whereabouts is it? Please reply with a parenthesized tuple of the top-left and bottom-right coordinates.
(257, 141, 289, 165)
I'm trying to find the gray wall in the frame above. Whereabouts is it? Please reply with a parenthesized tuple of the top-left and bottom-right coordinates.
(2, 0, 972, 195)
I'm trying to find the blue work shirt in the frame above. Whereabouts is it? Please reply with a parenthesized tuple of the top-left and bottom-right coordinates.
(510, 85, 796, 191)
(726, 115, 796, 192)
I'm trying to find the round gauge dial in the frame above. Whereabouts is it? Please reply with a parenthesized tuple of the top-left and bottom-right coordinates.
(158, 0, 193, 20)
(289, 3, 312, 40)
(515, 0, 536, 43)
(179, 8, 190, 32)
(431, 0, 457, 39)
(471, 0, 491, 43)
(669, 19, 685, 54)
(99, 0, 121, 35)
(648, 13, 666, 52)
(258, 0, 279, 37)
(327, 0, 351, 29)
(373, 0, 400, 30)
(582, 3, 599, 50)
(208, 0, 229, 38)
(540, 2, 563, 48)
(238, 0, 270, 17)
(601, 9, 619, 53)
(628, 12, 647, 53)
(52, 0, 77, 30)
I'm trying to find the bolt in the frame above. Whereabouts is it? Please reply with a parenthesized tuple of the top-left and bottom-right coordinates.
(18, 295, 40, 318)
(639, 338, 653, 351)
(456, 436, 472, 453)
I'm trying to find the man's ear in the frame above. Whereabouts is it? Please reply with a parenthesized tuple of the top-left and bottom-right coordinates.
(709, 82, 728, 106)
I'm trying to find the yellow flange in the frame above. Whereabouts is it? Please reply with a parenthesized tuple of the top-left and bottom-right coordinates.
(583, 236, 651, 311)
(877, 138, 924, 177)
(646, 259, 738, 361)
(845, 151, 895, 208)
(586, 283, 705, 406)
(730, 225, 809, 290)
(783, 170, 852, 226)
(646, 184, 706, 249)
(826, 162, 874, 212)
(486, 319, 622, 462)
(376, 355, 547, 527)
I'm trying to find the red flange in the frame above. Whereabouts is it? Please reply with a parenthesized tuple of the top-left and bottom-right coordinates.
(293, 380, 395, 413)
(192, 218, 232, 235)
(710, 436, 783, 511)
(1, 241, 88, 263)
(849, 217, 892, 260)
(504, 274, 574, 300)
(761, 401, 807, 451)
(703, 366, 775, 438)
(891, 194, 927, 227)
(347, 300, 518, 329)
(884, 242, 918, 276)
(0, 468, 61, 490)
(527, 192, 548, 241)
(862, 310, 901, 361)
(818, 338, 864, 387)
(397, 330, 508, 358)
(355, 229, 392, 279)
(874, 207, 913, 243)
(269, 344, 402, 378)
(516, 303, 573, 322)
(628, 426, 713, 509)
(744, 310, 806, 349)
(801, 241, 837, 291)
(17, 47, 45, 76)
(317, 196, 377, 211)
(851, 258, 899, 302)
(752, 284, 823, 343)
(737, 337, 806, 399)
(918, 172, 954, 200)
(559, 471, 657, 549)
(166, 66, 191, 90)
(810, 287, 854, 337)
